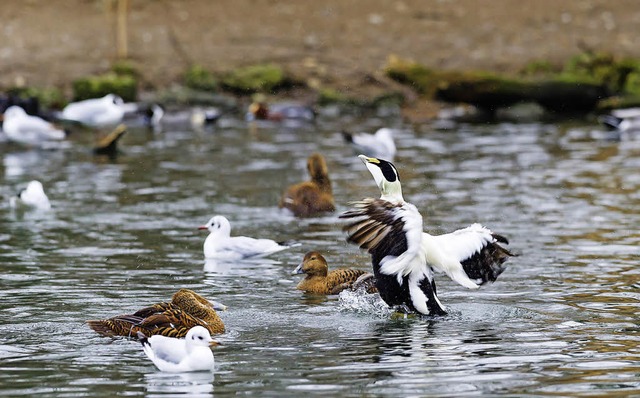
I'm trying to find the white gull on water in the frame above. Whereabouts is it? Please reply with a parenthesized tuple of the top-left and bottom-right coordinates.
(2, 106, 65, 146)
(10, 180, 51, 210)
(137, 326, 216, 373)
(60, 94, 126, 127)
(199, 215, 297, 260)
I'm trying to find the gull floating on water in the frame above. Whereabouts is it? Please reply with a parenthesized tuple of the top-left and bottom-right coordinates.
(138, 326, 217, 373)
(340, 155, 514, 316)
(2, 106, 65, 147)
(60, 94, 126, 127)
(10, 180, 51, 210)
(199, 215, 297, 260)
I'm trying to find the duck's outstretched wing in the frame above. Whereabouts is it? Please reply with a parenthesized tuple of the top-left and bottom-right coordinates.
(429, 223, 514, 286)
(341, 198, 423, 281)
(340, 198, 446, 315)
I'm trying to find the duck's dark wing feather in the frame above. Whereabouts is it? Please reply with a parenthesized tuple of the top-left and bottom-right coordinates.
(340, 198, 446, 315)
(132, 302, 171, 318)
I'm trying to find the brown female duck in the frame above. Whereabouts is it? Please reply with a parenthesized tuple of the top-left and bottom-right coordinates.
(86, 289, 226, 338)
(279, 153, 335, 218)
(293, 251, 376, 294)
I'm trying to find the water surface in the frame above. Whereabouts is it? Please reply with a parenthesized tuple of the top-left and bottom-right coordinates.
(1, 109, 639, 396)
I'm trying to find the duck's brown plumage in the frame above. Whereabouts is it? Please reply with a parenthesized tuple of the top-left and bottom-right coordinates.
(280, 153, 335, 218)
(294, 251, 376, 294)
(86, 289, 225, 338)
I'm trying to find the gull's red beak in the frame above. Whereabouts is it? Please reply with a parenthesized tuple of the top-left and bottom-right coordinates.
(198, 225, 208, 230)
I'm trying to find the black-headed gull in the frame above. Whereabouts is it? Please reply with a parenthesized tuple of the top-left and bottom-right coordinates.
(342, 128, 396, 161)
(60, 94, 125, 127)
(2, 106, 65, 146)
(10, 180, 51, 210)
(199, 215, 296, 260)
(137, 326, 217, 373)
(340, 155, 514, 316)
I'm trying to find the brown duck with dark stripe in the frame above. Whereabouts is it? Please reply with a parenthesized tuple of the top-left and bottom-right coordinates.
(86, 289, 226, 338)
(293, 251, 377, 294)
(279, 153, 335, 218)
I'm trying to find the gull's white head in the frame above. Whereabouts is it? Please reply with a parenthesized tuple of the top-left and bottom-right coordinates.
(198, 215, 232, 236)
(358, 155, 403, 202)
(104, 94, 124, 106)
(15, 180, 51, 210)
(185, 326, 214, 349)
(4, 105, 27, 120)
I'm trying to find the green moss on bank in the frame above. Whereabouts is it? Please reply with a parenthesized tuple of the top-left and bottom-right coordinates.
(183, 65, 217, 92)
(385, 55, 614, 112)
(72, 73, 137, 102)
(221, 64, 294, 94)
(6, 86, 67, 109)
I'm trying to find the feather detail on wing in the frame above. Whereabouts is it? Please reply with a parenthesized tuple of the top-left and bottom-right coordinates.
(145, 334, 188, 365)
(222, 236, 285, 258)
(340, 198, 424, 284)
(430, 223, 513, 286)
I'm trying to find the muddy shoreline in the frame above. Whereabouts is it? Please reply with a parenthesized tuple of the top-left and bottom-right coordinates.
(2, 1, 640, 111)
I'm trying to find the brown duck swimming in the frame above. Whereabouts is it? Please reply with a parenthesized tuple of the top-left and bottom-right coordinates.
(87, 289, 226, 338)
(279, 153, 335, 218)
(293, 251, 376, 294)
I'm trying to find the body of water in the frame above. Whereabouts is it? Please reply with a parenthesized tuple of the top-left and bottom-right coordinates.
(1, 107, 639, 396)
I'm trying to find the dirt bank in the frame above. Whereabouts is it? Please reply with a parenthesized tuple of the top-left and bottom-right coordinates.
(2, 0, 640, 102)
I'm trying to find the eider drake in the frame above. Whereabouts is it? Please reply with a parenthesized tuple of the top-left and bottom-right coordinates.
(292, 251, 377, 295)
(340, 155, 514, 316)
(87, 289, 226, 338)
(279, 153, 335, 217)
(137, 326, 218, 373)
(199, 215, 297, 259)
(342, 127, 396, 161)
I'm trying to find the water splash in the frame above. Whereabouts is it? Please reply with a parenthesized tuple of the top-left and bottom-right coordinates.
(337, 289, 391, 318)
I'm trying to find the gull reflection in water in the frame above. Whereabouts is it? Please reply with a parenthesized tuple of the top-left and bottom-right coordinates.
(144, 371, 214, 397)
(203, 257, 281, 276)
